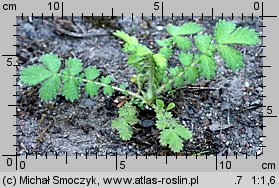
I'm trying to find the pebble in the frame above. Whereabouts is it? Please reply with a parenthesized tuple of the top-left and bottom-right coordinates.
(244, 81, 250, 87)
(157, 26, 164, 31)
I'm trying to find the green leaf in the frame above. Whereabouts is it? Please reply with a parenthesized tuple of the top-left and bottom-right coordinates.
(215, 20, 236, 44)
(156, 99, 165, 110)
(218, 45, 243, 71)
(153, 53, 167, 69)
(100, 76, 112, 85)
(20, 65, 52, 86)
(194, 34, 215, 55)
(156, 119, 168, 130)
(167, 22, 202, 36)
(84, 82, 99, 97)
(215, 20, 260, 45)
(174, 126, 192, 140)
(173, 77, 185, 88)
(166, 102, 175, 111)
(65, 58, 83, 76)
(118, 103, 139, 125)
(223, 27, 260, 45)
(40, 53, 61, 73)
(103, 86, 114, 96)
(172, 36, 191, 50)
(135, 45, 152, 57)
(112, 117, 133, 141)
(114, 30, 138, 52)
(39, 75, 61, 101)
(184, 66, 198, 84)
(159, 48, 173, 59)
(199, 55, 216, 80)
(156, 39, 172, 47)
(85, 66, 100, 80)
(179, 52, 193, 67)
(62, 77, 80, 102)
(169, 66, 183, 77)
(159, 128, 183, 153)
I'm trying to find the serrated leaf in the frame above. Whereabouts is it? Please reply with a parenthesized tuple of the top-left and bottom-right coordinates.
(156, 39, 172, 47)
(119, 103, 139, 125)
(169, 66, 182, 77)
(223, 27, 260, 45)
(218, 45, 243, 71)
(20, 65, 52, 86)
(85, 66, 100, 80)
(156, 119, 168, 130)
(112, 117, 133, 141)
(194, 34, 215, 55)
(65, 58, 83, 76)
(166, 102, 175, 111)
(199, 55, 216, 80)
(179, 52, 193, 67)
(103, 86, 114, 96)
(159, 128, 183, 153)
(159, 48, 173, 59)
(100, 76, 112, 85)
(84, 82, 99, 97)
(153, 53, 167, 69)
(173, 77, 185, 88)
(172, 36, 192, 50)
(174, 126, 192, 140)
(167, 22, 202, 36)
(40, 53, 61, 73)
(215, 20, 260, 45)
(62, 77, 80, 102)
(184, 66, 198, 84)
(215, 20, 236, 44)
(39, 75, 61, 101)
(135, 45, 152, 56)
(114, 30, 138, 52)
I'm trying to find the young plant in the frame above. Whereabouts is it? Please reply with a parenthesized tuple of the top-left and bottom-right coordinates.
(20, 20, 260, 153)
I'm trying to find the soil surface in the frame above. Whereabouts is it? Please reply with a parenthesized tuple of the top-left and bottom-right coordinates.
(16, 16, 263, 156)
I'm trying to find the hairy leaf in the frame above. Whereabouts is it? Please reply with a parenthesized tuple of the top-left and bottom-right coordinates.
(172, 36, 191, 50)
(153, 53, 167, 69)
(40, 53, 61, 73)
(179, 52, 193, 67)
(84, 82, 99, 97)
(103, 85, 114, 96)
(174, 126, 192, 140)
(156, 39, 172, 47)
(112, 117, 133, 141)
(39, 75, 61, 101)
(114, 30, 138, 52)
(199, 55, 216, 80)
(159, 128, 183, 153)
(65, 58, 83, 76)
(215, 20, 260, 45)
(159, 47, 173, 59)
(62, 77, 80, 102)
(118, 103, 139, 125)
(100, 76, 112, 85)
(218, 45, 243, 71)
(184, 66, 198, 84)
(194, 34, 215, 55)
(85, 66, 100, 80)
(167, 22, 202, 36)
(20, 65, 52, 86)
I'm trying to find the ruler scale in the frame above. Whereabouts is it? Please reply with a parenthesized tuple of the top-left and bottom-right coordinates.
(0, 0, 278, 187)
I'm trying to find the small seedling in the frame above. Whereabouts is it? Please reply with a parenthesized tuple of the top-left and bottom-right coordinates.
(20, 20, 260, 152)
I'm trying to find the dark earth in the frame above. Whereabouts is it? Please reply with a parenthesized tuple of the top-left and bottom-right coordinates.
(16, 16, 263, 156)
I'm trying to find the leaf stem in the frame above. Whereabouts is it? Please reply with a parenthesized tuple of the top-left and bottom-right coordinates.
(58, 73, 146, 103)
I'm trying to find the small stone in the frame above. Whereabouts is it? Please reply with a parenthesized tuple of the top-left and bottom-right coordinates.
(157, 26, 164, 31)
(244, 81, 250, 87)
(141, 119, 155, 128)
